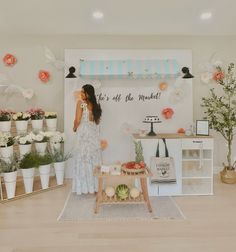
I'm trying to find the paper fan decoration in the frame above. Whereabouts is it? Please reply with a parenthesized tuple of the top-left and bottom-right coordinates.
(200, 72, 213, 84)
(38, 70, 50, 83)
(4, 85, 34, 99)
(44, 46, 65, 70)
(3, 54, 17, 66)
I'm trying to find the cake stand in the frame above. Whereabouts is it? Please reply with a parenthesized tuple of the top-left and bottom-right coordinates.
(143, 120, 162, 136)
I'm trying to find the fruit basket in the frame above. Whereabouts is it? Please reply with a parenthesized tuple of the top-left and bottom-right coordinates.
(121, 161, 146, 174)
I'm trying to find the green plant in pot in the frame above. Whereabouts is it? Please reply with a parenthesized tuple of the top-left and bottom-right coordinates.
(51, 150, 71, 185)
(202, 62, 236, 183)
(51, 149, 71, 163)
(0, 156, 19, 199)
(38, 152, 53, 189)
(19, 152, 40, 194)
(0, 155, 18, 173)
(19, 152, 40, 169)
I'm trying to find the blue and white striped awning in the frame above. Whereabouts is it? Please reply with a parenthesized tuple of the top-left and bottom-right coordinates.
(79, 59, 180, 79)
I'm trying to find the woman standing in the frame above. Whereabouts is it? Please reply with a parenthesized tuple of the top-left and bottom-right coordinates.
(73, 84, 102, 194)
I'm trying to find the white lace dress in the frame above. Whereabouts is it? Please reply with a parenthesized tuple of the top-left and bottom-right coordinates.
(72, 102, 101, 194)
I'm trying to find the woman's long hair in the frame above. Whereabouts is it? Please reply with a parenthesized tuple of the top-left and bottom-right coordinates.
(82, 84, 102, 124)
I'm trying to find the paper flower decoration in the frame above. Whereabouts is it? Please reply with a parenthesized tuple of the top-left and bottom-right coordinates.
(162, 108, 174, 119)
(38, 70, 50, 83)
(201, 72, 213, 84)
(213, 71, 224, 81)
(3, 54, 17, 66)
(177, 128, 185, 134)
(159, 82, 168, 91)
(100, 139, 108, 150)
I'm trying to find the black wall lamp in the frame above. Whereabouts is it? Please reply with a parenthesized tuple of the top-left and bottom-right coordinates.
(182, 67, 194, 79)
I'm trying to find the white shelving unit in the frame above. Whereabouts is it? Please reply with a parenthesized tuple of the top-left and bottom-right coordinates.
(133, 134, 214, 196)
(181, 138, 214, 195)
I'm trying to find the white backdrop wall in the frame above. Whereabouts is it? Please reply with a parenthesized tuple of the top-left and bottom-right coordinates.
(1, 34, 236, 171)
(64, 49, 192, 177)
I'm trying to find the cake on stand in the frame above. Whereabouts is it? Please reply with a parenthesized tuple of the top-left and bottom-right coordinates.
(143, 116, 161, 136)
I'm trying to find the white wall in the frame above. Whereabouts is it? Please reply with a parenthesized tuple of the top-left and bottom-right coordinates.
(1, 34, 236, 170)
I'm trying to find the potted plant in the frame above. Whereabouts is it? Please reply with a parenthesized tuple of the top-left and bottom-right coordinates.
(38, 152, 53, 189)
(32, 132, 51, 155)
(51, 150, 71, 185)
(27, 108, 45, 132)
(0, 132, 14, 160)
(0, 156, 18, 199)
(45, 112, 57, 131)
(12, 111, 31, 134)
(202, 62, 236, 183)
(0, 109, 12, 132)
(16, 133, 33, 158)
(19, 152, 39, 193)
(49, 131, 65, 154)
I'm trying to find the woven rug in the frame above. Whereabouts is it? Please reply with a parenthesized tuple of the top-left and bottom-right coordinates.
(57, 192, 185, 221)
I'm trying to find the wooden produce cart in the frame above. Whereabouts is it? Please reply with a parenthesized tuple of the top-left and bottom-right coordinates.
(93, 166, 153, 214)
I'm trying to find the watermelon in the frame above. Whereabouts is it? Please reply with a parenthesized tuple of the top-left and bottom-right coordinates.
(116, 184, 129, 200)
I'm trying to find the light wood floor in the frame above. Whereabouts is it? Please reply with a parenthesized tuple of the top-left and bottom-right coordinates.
(0, 176, 236, 252)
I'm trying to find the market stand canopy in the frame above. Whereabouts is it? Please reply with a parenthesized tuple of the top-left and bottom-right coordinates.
(79, 59, 180, 79)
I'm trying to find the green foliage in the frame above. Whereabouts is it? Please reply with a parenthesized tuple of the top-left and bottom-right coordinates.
(51, 150, 71, 163)
(134, 140, 144, 163)
(19, 152, 40, 169)
(0, 156, 18, 173)
(38, 152, 53, 166)
(202, 63, 236, 169)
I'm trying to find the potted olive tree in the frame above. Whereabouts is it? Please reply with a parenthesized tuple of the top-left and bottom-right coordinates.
(202, 63, 236, 183)
(0, 156, 18, 199)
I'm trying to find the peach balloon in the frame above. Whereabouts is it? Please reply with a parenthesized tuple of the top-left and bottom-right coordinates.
(100, 139, 108, 150)
(159, 82, 168, 91)
(177, 128, 185, 134)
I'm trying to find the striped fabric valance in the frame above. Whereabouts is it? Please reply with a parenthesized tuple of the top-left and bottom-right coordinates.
(79, 59, 180, 79)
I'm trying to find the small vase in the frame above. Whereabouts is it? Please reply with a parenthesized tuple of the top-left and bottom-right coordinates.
(35, 142, 47, 155)
(3, 171, 17, 199)
(19, 144, 32, 158)
(15, 120, 28, 134)
(0, 121, 11, 132)
(39, 164, 51, 189)
(21, 168, 35, 193)
(0, 145, 14, 160)
(46, 118, 57, 131)
(54, 162, 65, 185)
(31, 119, 43, 132)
